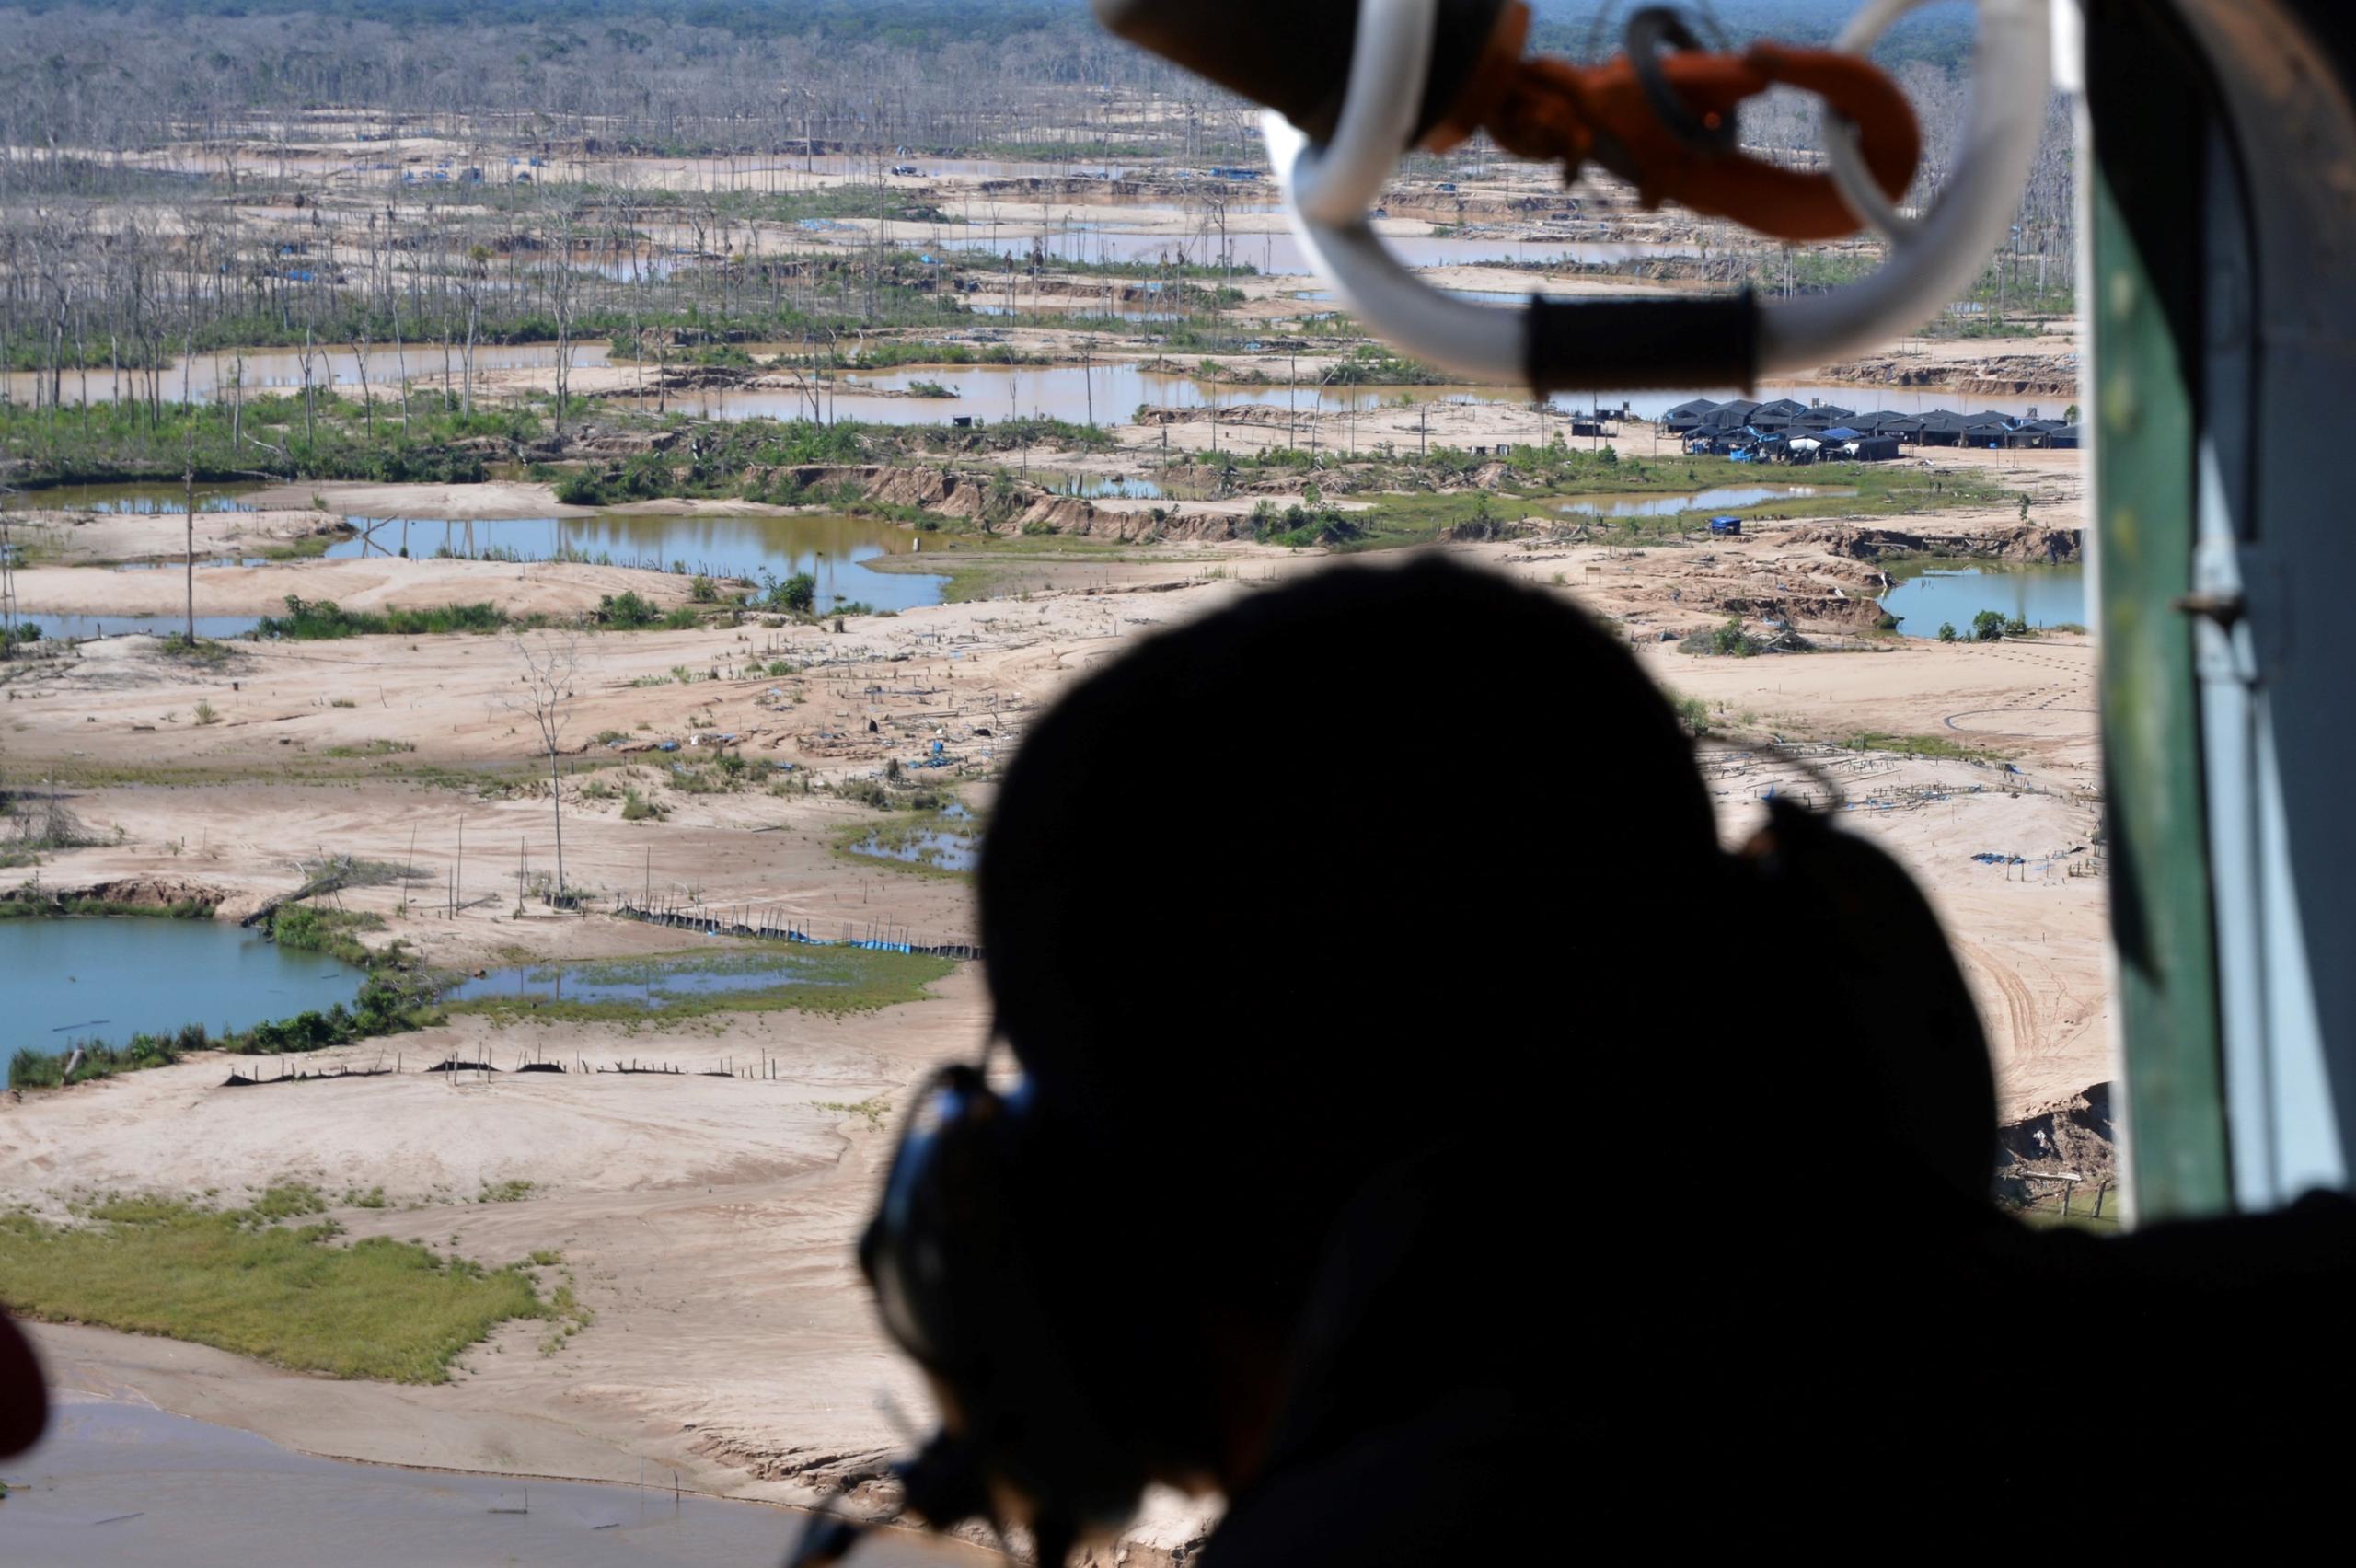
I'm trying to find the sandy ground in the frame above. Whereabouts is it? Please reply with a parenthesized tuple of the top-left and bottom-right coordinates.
(11, 979, 990, 1501)
(5, 455, 2105, 1545)
(0, 114, 2102, 1561)
(12, 556, 700, 621)
(8, 507, 349, 567)
(240, 479, 580, 519)
(5, 557, 2101, 1562)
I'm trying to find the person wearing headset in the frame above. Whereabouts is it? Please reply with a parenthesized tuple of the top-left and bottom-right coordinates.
(848, 556, 2356, 1563)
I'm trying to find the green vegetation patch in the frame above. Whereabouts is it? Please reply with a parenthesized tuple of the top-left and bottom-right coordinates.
(444, 945, 954, 1027)
(0, 892, 216, 921)
(258, 595, 512, 639)
(270, 905, 387, 968)
(1324, 452, 2015, 550)
(832, 811, 980, 880)
(1841, 730, 2013, 766)
(0, 1188, 550, 1383)
(812, 1097, 893, 1131)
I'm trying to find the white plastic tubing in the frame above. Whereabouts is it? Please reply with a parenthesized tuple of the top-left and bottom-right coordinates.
(1265, 0, 2053, 386)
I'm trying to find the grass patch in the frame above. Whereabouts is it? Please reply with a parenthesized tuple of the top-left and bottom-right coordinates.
(834, 776, 958, 813)
(0, 891, 216, 920)
(813, 1097, 893, 1131)
(1841, 730, 2014, 766)
(832, 811, 979, 880)
(150, 633, 241, 668)
(9, 1031, 196, 1089)
(0, 1192, 550, 1382)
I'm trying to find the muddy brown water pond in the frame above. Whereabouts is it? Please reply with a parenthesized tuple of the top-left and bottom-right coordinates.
(326, 510, 950, 612)
(3, 481, 263, 514)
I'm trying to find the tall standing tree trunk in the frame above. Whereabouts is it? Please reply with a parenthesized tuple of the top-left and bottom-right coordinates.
(299, 327, 318, 444)
(549, 743, 563, 901)
(183, 462, 196, 644)
(355, 331, 376, 443)
(462, 291, 479, 417)
(391, 299, 410, 436)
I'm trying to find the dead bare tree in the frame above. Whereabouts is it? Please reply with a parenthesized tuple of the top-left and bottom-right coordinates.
(545, 198, 581, 443)
(499, 630, 582, 905)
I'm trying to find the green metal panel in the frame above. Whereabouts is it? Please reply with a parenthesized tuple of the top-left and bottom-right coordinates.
(2089, 78, 2232, 1216)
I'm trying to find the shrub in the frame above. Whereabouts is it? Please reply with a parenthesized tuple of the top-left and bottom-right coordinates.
(260, 595, 509, 639)
(1937, 622, 1958, 642)
(1972, 608, 2007, 642)
(761, 570, 817, 613)
(554, 470, 609, 505)
(1680, 617, 1761, 658)
(595, 591, 661, 628)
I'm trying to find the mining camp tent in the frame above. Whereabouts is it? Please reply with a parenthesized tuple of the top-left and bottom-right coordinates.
(1662, 398, 1719, 432)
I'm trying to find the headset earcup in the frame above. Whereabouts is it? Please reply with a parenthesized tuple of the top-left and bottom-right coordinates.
(1742, 800, 1998, 1205)
(859, 1069, 1159, 1551)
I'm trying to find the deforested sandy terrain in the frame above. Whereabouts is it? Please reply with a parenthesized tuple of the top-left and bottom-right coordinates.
(6, 506, 352, 567)
(2, 468, 2103, 1567)
(9, 556, 701, 621)
(0, 14, 2096, 1560)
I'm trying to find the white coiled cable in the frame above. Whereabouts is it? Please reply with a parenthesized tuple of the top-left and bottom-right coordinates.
(1265, 0, 2054, 385)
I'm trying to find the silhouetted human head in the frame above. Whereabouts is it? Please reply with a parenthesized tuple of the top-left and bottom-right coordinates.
(862, 557, 2003, 1555)
(976, 559, 1726, 1436)
(985, 555, 1720, 1181)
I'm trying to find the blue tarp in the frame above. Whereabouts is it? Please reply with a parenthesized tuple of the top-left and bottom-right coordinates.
(1819, 426, 1863, 440)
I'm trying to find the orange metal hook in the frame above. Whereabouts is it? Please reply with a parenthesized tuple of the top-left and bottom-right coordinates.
(1484, 41, 1922, 245)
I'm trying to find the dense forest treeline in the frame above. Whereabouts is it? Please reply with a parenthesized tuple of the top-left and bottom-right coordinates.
(0, 0, 1980, 172)
(0, 3, 2066, 417)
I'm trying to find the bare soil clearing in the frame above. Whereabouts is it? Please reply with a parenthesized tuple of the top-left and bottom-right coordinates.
(11, 556, 699, 620)
(5, 466, 2100, 1568)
